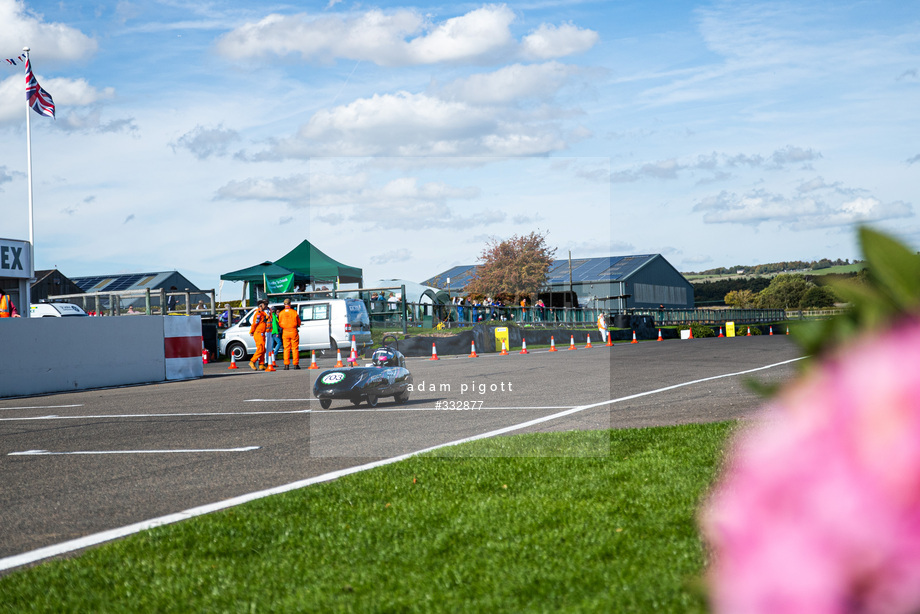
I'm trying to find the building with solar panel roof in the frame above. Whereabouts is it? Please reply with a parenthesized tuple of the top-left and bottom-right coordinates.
(422, 254, 693, 312)
(69, 271, 200, 308)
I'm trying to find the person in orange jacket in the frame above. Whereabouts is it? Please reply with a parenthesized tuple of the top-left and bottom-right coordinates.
(249, 300, 269, 370)
(278, 298, 302, 369)
(0, 288, 21, 317)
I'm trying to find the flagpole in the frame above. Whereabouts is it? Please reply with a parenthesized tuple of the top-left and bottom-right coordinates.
(23, 46, 34, 316)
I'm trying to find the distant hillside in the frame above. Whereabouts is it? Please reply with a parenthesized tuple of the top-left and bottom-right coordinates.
(685, 258, 863, 278)
(691, 268, 864, 305)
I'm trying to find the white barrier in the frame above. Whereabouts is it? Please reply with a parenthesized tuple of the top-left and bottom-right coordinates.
(0, 316, 202, 398)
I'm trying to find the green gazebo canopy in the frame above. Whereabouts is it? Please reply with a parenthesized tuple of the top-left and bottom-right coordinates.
(274, 241, 363, 284)
(219, 261, 310, 283)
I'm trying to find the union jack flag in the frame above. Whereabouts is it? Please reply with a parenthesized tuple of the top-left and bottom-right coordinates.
(25, 58, 55, 118)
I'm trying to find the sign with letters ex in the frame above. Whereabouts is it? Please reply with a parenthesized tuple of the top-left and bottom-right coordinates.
(0, 237, 31, 279)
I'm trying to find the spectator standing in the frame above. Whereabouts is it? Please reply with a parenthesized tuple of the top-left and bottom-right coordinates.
(536, 298, 546, 321)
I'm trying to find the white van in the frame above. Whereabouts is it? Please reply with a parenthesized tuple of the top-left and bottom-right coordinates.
(30, 302, 89, 317)
(219, 298, 372, 361)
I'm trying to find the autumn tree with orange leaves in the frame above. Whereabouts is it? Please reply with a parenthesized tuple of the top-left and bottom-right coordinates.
(465, 231, 556, 303)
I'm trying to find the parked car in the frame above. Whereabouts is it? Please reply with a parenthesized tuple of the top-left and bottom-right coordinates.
(219, 298, 372, 361)
(30, 302, 89, 317)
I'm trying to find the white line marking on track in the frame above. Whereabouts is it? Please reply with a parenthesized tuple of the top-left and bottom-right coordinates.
(0, 404, 82, 411)
(0, 356, 805, 572)
(9, 447, 260, 456)
(0, 410, 311, 422)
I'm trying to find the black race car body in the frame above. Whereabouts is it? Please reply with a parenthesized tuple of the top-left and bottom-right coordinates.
(312, 347, 413, 408)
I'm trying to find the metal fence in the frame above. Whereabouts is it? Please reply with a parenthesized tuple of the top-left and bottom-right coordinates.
(48, 288, 217, 316)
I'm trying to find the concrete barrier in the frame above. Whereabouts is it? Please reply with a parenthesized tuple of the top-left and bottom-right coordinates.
(0, 316, 201, 398)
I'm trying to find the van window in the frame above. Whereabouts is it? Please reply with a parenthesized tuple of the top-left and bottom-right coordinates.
(302, 304, 329, 321)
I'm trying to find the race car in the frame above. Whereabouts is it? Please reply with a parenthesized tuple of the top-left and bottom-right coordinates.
(312, 346, 413, 409)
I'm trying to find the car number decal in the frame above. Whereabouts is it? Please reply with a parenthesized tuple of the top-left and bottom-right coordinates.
(321, 372, 346, 384)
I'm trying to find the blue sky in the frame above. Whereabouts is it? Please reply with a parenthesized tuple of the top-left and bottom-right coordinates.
(1, 0, 918, 297)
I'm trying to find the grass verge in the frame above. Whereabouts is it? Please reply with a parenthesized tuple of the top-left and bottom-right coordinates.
(0, 423, 735, 613)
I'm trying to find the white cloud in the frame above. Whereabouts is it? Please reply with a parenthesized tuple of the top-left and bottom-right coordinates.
(436, 61, 581, 104)
(215, 5, 596, 66)
(370, 248, 412, 264)
(521, 22, 599, 60)
(0, 0, 97, 63)
(694, 188, 913, 228)
(215, 174, 311, 207)
(171, 125, 241, 159)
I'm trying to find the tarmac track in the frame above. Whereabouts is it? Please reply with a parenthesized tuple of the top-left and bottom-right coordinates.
(0, 335, 803, 570)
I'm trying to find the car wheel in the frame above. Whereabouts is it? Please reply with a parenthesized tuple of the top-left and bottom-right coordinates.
(228, 342, 247, 361)
(394, 391, 409, 404)
(319, 399, 331, 409)
(351, 397, 362, 407)
(366, 394, 378, 408)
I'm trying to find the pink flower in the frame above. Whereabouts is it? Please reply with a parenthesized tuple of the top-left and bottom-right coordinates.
(702, 319, 920, 614)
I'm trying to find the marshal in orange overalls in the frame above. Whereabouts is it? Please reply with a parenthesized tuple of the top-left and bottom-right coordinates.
(249, 305, 269, 369)
(278, 304, 302, 367)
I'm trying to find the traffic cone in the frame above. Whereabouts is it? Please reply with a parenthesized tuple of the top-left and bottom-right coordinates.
(718, 327, 724, 338)
(786, 327, 790, 335)
(430, 342, 440, 360)
(334, 349, 344, 367)
(549, 336, 558, 352)
(348, 335, 358, 366)
(568, 335, 576, 350)
(585, 335, 593, 349)
(688, 327, 694, 340)
(469, 340, 479, 358)
(520, 338, 529, 354)
(265, 350, 276, 372)
(500, 340, 509, 355)
(631, 331, 638, 344)
(657, 329, 663, 341)
(769, 326, 774, 336)
(308, 350, 319, 369)
(747, 327, 752, 337)
(606, 332, 613, 347)
(228, 354, 238, 369)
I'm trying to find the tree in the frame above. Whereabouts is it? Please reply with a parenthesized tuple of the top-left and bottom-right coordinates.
(724, 289, 758, 308)
(800, 285, 838, 309)
(757, 274, 812, 309)
(465, 231, 556, 302)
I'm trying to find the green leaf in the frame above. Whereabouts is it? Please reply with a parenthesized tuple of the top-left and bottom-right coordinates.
(859, 227, 920, 309)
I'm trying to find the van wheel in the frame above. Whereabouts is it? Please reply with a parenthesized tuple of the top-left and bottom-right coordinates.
(227, 342, 247, 361)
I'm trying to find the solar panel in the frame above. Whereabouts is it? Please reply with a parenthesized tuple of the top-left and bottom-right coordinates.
(103, 274, 145, 291)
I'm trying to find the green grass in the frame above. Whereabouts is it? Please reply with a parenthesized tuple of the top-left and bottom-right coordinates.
(0, 423, 735, 613)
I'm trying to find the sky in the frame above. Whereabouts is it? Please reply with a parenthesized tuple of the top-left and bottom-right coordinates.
(1, 0, 918, 299)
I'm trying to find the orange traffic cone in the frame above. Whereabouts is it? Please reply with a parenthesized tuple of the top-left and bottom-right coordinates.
(265, 349, 276, 372)
(688, 327, 694, 340)
(657, 329, 663, 341)
(568, 335, 577, 350)
(606, 332, 613, 347)
(228, 354, 238, 369)
(718, 327, 724, 338)
(585, 335, 593, 349)
(769, 326, 774, 336)
(469, 341, 479, 358)
(500, 340, 509, 355)
(430, 342, 440, 360)
(631, 331, 638, 344)
(308, 350, 319, 369)
(786, 327, 790, 335)
(549, 336, 558, 352)
(334, 349, 344, 367)
(747, 327, 752, 337)
(520, 338, 529, 354)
